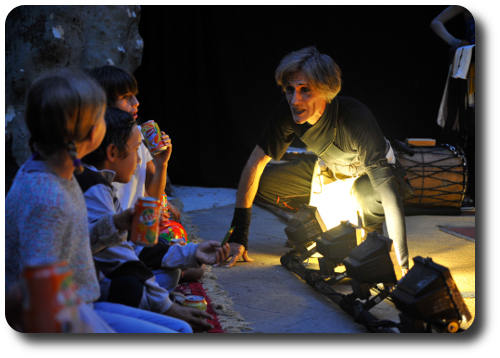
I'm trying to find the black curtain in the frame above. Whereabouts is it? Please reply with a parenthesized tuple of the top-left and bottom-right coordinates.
(134, 5, 466, 188)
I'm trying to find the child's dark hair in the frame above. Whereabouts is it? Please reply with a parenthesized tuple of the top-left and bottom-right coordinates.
(87, 65, 138, 106)
(82, 107, 136, 167)
(25, 71, 106, 173)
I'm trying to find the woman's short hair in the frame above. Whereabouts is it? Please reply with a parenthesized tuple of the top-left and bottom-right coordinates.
(275, 47, 342, 103)
(87, 65, 138, 106)
(82, 107, 136, 166)
(25, 71, 106, 158)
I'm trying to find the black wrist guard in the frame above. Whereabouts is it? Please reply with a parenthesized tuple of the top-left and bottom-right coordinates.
(228, 207, 252, 250)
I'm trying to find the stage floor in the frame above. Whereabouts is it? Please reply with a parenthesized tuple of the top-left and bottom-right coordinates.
(172, 185, 476, 333)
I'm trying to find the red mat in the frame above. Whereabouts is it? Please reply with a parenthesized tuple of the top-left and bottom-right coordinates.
(438, 226, 475, 241)
(174, 281, 224, 333)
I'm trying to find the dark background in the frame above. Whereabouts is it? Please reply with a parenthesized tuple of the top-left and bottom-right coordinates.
(134, 5, 468, 188)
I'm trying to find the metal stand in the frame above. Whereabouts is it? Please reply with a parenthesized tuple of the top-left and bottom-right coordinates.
(280, 251, 468, 333)
(280, 251, 398, 333)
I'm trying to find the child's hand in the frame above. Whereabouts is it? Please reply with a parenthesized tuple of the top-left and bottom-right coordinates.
(160, 208, 170, 228)
(168, 202, 181, 221)
(113, 207, 135, 232)
(163, 303, 214, 332)
(152, 131, 172, 167)
(195, 241, 230, 265)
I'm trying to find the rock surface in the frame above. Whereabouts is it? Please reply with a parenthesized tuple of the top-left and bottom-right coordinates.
(5, 5, 143, 192)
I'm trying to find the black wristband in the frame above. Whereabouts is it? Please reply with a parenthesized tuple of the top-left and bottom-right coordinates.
(228, 207, 252, 250)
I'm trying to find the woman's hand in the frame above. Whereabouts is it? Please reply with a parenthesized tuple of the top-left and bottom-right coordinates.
(214, 242, 253, 268)
(195, 241, 230, 265)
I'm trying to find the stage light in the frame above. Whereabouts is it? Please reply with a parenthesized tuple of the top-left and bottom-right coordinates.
(390, 256, 472, 333)
(315, 221, 361, 276)
(284, 204, 327, 252)
(342, 232, 397, 301)
(343, 232, 396, 285)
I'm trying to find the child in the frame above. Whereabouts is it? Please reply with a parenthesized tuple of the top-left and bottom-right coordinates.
(88, 65, 204, 281)
(87, 65, 172, 209)
(79, 107, 229, 331)
(5, 71, 193, 333)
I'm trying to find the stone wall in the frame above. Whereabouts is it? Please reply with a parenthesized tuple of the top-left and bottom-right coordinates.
(5, 5, 143, 193)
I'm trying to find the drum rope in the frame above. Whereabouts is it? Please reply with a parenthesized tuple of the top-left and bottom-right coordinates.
(395, 145, 467, 208)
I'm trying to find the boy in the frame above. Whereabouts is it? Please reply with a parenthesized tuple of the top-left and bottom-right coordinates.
(87, 65, 173, 210)
(88, 65, 203, 280)
(78, 107, 229, 331)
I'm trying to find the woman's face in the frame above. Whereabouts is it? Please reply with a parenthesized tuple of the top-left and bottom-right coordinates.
(285, 70, 327, 126)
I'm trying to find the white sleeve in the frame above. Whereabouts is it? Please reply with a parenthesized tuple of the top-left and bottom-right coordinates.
(138, 125, 154, 163)
(142, 143, 153, 163)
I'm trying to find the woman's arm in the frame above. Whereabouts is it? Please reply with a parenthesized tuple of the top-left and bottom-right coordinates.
(430, 6, 470, 47)
(235, 145, 272, 209)
(367, 165, 409, 272)
(220, 145, 271, 268)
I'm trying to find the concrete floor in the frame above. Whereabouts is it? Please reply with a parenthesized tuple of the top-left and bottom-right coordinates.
(177, 186, 476, 334)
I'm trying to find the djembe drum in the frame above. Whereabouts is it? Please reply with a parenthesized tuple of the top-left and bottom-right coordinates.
(395, 144, 468, 208)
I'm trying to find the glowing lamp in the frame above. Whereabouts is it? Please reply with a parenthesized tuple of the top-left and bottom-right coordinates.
(309, 172, 358, 230)
(284, 204, 327, 246)
(390, 256, 472, 333)
(342, 232, 397, 287)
